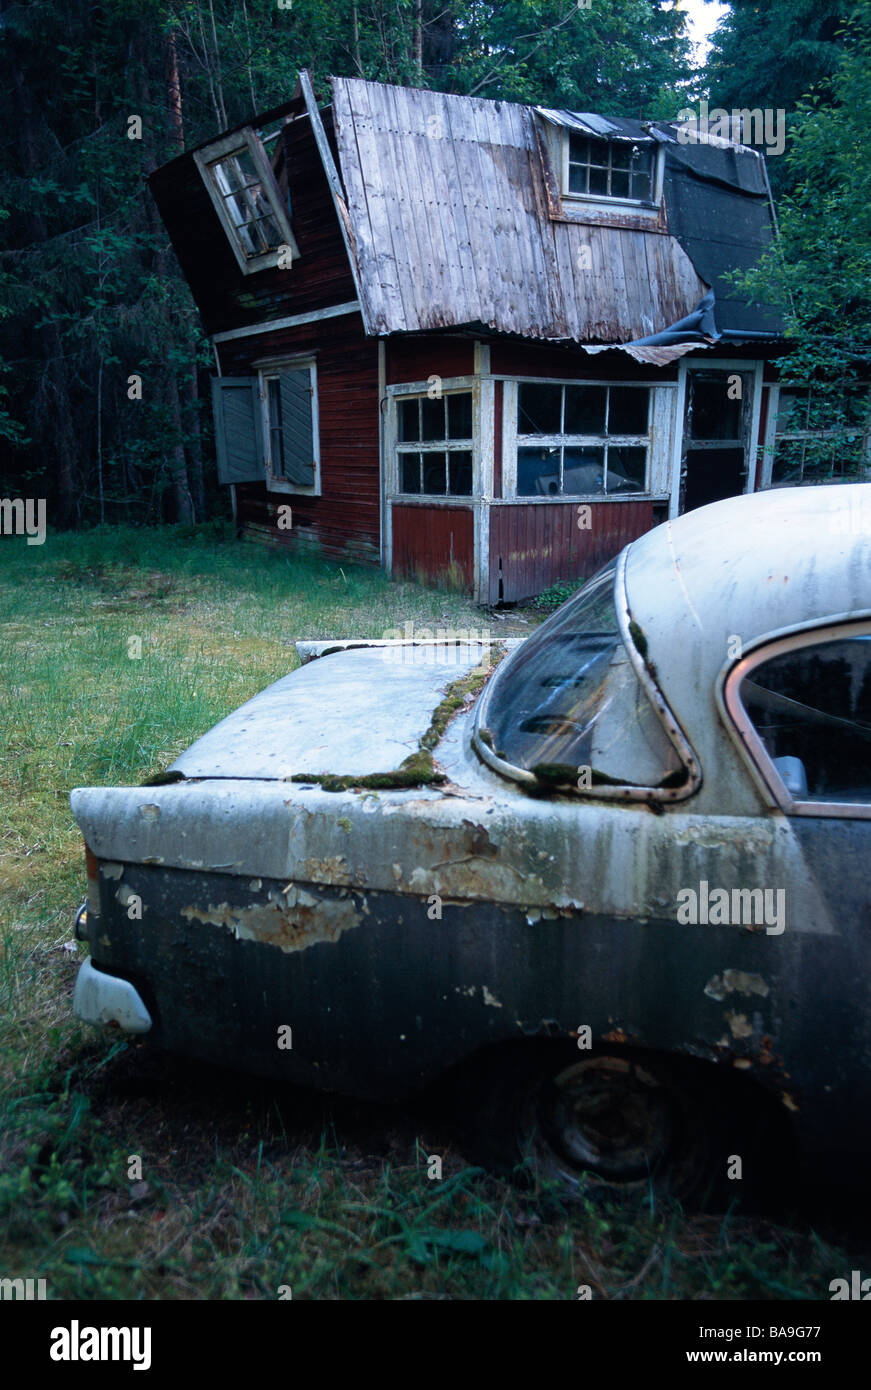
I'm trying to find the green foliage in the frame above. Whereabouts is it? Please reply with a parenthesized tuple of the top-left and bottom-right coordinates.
(728, 0, 871, 465)
(530, 576, 585, 612)
(703, 0, 861, 195)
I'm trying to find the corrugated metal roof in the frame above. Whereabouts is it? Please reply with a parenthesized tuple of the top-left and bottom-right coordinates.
(535, 109, 655, 142)
(330, 78, 708, 344)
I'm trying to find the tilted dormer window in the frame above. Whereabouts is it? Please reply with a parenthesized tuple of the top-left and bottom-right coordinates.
(194, 129, 299, 275)
(565, 134, 656, 204)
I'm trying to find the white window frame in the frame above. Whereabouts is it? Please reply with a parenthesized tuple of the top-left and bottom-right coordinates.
(387, 379, 479, 503)
(502, 377, 658, 500)
(255, 355, 320, 497)
(561, 135, 664, 214)
(194, 129, 299, 276)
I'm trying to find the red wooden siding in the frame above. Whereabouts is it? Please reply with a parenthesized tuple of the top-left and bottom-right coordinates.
(488, 500, 655, 604)
(392, 505, 474, 592)
(223, 312, 381, 560)
(490, 343, 679, 382)
(386, 337, 475, 384)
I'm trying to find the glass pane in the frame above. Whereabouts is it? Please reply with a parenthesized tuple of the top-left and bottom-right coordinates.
(608, 386, 649, 436)
(689, 374, 743, 440)
(562, 446, 605, 494)
(564, 385, 606, 434)
(610, 169, 630, 198)
(234, 147, 259, 184)
(518, 383, 562, 435)
(517, 446, 561, 497)
(421, 396, 446, 442)
(448, 451, 473, 496)
(447, 392, 473, 439)
(741, 636, 871, 802)
(212, 157, 243, 195)
(606, 446, 646, 492)
(481, 562, 684, 787)
(401, 454, 421, 493)
(255, 212, 282, 249)
(569, 135, 590, 165)
(630, 163, 653, 200)
(775, 389, 811, 434)
(423, 452, 447, 493)
(399, 398, 420, 442)
(267, 377, 282, 430)
(589, 165, 609, 197)
(568, 163, 587, 195)
(771, 439, 805, 485)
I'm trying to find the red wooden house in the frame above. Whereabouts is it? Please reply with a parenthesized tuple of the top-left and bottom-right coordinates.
(149, 72, 816, 603)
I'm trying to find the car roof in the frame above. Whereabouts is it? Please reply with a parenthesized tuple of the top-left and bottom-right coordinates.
(623, 483, 871, 815)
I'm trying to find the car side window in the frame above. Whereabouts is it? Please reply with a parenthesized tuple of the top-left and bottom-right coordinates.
(740, 636, 871, 805)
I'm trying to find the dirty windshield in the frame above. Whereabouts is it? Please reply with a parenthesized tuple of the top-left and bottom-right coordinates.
(480, 562, 683, 789)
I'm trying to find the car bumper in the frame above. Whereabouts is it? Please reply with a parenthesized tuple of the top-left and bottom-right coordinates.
(73, 956, 153, 1034)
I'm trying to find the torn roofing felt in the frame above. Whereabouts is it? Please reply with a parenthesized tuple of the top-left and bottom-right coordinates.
(653, 123, 784, 337)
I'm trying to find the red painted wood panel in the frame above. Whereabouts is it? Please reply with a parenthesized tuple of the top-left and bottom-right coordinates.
(391, 504, 474, 592)
(386, 337, 475, 384)
(488, 500, 654, 603)
(226, 312, 381, 560)
(490, 343, 679, 382)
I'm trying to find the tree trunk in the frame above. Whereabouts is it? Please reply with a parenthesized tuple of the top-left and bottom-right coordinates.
(184, 368, 206, 519)
(12, 59, 79, 526)
(414, 0, 424, 74)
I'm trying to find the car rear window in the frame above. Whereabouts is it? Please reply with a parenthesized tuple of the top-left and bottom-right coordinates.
(476, 562, 685, 791)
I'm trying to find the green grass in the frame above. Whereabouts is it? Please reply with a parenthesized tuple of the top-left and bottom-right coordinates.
(0, 524, 857, 1300)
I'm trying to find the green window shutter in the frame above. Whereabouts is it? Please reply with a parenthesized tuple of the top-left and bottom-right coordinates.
(278, 368, 316, 486)
(211, 377, 264, 484)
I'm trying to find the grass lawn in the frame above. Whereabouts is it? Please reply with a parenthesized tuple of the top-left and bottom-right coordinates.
(0, 524, 858, 1300)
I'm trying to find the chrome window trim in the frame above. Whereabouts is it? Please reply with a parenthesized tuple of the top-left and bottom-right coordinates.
(720, 615, 871, 820)
(471, 547, 702, 801)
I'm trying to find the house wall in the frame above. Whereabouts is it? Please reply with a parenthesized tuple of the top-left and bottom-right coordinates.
(149, 109, 357, 336)
(219, 310, 380, 561)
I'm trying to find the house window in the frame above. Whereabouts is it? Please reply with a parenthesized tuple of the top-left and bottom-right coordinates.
(770, 388, 868, 486)
(516, 382, 650, 496)
(210, 362, 319, 494)
(566, 135, 655, 203)
(194, 129, 299, 275)
(261, 362, 319, 493)
(396, 391, 474, 497)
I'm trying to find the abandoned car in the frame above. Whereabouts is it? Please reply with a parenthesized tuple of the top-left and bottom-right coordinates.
(71, 484, 871, 1193)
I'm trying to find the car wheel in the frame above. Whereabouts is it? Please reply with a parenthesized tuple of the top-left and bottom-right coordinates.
(454, 1044, 740, 1207)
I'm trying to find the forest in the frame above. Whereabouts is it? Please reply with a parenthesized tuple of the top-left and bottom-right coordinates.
(1, 0, 869, 527)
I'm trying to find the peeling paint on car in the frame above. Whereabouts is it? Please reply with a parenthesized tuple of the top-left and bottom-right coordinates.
(180, 883, 363, 953)
(704, 970, 770, 1001)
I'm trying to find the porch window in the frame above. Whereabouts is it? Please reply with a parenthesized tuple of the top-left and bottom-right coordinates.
(194, 128, 299, 275)
(565, 135, 655, 204)
(396, 391, 474, 497)
(516, 382, 650, 496)
(770, 388, 869, 486)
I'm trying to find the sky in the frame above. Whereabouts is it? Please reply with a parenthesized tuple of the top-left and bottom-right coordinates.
(676, 0, 730, 66)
